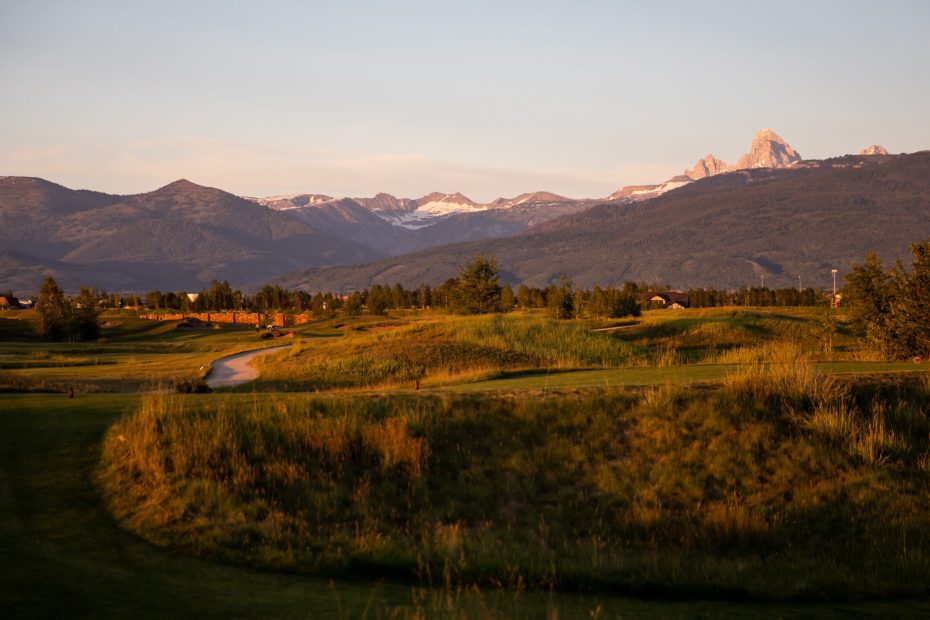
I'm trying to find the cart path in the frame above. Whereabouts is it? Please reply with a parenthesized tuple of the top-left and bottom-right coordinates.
(205, 344, 291, 387)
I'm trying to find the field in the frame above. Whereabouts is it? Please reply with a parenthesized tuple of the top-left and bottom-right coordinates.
(4, 306, 930, 617)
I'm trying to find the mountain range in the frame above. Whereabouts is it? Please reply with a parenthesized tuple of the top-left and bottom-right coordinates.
(0, 129, 921, 295)
(249, 190, 598, 256)
(0, 178, 381, 292)
(279, 149, 930, 292)
(607, 128, 804, 201)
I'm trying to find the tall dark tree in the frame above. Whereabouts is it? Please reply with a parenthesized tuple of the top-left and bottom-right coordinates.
(452, 255, 502, 314)
(145, 290, 163, 310)
(844, 251, 891, 333)
(500, 284, 515, 311)
(547, 276, 575, 319)
(71, 286, 101, 341)
(367, 284, 390, 315)
(882, 242, 930, 358)
(343, 292, 363, 317)
(35, 276, 70, 341)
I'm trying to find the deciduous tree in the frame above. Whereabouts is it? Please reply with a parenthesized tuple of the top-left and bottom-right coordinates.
(452, 255, 502, 314)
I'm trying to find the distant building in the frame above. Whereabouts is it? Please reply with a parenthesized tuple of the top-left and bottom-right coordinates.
(645, 291, 690, 309)
(187, 293, 200, 302)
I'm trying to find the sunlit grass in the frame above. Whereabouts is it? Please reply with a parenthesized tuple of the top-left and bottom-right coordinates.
(100, 374, 930, 599)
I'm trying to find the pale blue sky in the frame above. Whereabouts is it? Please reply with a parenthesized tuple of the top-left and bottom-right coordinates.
(2, 0, 929, 201)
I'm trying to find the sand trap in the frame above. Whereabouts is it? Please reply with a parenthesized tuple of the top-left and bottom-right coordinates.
(205, 344, 291, 388)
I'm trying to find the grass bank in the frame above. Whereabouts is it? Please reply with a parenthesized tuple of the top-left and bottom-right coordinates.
(100, 362, 930, 601)
(252, 314, 644, 391)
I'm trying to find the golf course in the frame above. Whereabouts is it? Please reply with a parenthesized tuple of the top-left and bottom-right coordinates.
(4, 307, 930, 618)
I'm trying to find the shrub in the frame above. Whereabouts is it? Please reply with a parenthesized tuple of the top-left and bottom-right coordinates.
(175, 378, 212, 393)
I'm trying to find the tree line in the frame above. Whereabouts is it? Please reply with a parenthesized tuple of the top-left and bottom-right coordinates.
(687, 286, 825, 308)
(28, 251, 862, 343)
(844, 242, 930, 359)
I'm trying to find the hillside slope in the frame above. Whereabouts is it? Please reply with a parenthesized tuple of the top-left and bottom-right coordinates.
(279, 151, 930, 291)
(260, 191, 595, 256)
(0, 178, 383, 292)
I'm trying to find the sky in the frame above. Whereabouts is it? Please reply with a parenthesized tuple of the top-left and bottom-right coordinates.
(2, 0, 929, 202)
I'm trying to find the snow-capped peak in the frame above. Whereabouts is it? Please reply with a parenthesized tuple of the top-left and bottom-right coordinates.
(249, 193, 335, 209)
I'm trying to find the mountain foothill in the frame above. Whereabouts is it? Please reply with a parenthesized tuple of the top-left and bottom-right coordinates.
(1, 129, 924, 294)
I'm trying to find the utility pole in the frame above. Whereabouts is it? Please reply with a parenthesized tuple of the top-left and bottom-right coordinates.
(798, 275, 802, 292)
(760, 274, 764, 289)
(831, 268, 838, 308)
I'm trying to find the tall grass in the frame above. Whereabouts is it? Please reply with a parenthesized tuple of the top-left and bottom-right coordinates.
(101, 380, 930, 599)
(255, 315, 641, 391)
(720, 342, 840, 412)
(446, 315, 638, 368)
(804, 398, 912, 465)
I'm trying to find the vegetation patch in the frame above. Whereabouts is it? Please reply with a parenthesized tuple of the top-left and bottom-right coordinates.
(101, 368, 930, 600)
(253, 314, 642, 391)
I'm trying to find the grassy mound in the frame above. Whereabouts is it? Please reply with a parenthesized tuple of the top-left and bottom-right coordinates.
(100, 365, 930, 600)
(253, 314, 643, 391)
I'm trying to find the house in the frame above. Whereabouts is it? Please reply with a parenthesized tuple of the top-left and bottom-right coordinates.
(645, 291, 690, 309)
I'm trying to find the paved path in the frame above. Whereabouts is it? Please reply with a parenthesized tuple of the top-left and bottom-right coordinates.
(205, 344, 290, 387)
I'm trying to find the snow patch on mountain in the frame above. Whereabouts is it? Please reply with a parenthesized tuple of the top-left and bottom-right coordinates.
(250, 194, 335, 209)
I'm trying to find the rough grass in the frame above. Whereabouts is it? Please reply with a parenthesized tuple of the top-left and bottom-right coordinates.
(101, 373, 930, 600)
(620, 308, 861, 365)
(253, 315, 642, 391)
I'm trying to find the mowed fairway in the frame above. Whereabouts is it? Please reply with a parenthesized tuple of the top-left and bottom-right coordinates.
(4, 307, 930, 617)
(444, 360, 924, 393)
(0, 313, 291, 393)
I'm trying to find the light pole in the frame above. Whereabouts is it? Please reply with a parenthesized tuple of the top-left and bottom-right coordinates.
(798, 275, 802, 292)
(831, 268, 838, 307)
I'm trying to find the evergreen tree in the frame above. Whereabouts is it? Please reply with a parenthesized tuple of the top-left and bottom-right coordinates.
(391, 283, 408, 309)
(367, 284, 390, 315)
(145, 290, 162, 310)
(451, 255, 502, 314)
(547, 276, 574, 320)
(500, 284, 515, 311)
(343, 292, 363, 317)
(71, 286, 101, 341)
(416, 284, 432, 309)
(882, 242, 930, 358)
(35, 276, 70, 341)
(844, 251, 891, 333)
(608, 288, 641, 318)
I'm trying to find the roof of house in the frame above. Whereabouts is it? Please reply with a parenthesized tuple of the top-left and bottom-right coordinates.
(646, 291, 690, 305)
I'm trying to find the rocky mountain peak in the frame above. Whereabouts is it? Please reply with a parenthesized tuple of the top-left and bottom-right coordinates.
(731, 128, 802, 170)
(860, 145, 890, 156)
(687, 154, 729, 180)
(417, 192, 478, 207)
(490, 191, 570, 208)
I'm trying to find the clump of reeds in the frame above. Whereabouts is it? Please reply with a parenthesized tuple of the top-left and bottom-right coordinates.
(446, 315, 639, 368)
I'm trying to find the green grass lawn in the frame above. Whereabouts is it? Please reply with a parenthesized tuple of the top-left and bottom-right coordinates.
(442, 360, 925, 393)
(0, 314, 295, 392)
